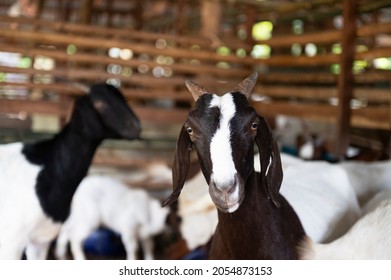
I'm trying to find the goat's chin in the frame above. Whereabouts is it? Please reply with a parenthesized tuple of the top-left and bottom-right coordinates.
(214, 193, 245, 213)
(216, 203, 239, 213)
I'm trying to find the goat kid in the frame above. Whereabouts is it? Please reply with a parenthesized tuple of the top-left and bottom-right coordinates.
(163, 73, 306, 259)
(55, 175, 169, 260)
(0, 84, 141, 260)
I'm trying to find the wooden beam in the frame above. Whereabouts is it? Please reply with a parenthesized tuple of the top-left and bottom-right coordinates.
(0, 99, 189, 126)
(252, 101, 390, 130)
(0, 99, 70, 116)
(0, 44, 250, 78)
(0, 28, 256, 66)
(335, 0, 358, 160)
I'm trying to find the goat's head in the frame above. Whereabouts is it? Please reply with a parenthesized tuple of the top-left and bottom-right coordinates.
(72, 83, 141, 140)
(163, 73, 283, 213)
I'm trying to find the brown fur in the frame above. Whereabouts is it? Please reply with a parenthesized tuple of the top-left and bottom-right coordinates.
(208, 173, 305, 259)
(163, 73, 307, 259)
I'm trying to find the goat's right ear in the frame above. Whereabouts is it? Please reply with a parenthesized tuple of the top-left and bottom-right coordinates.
(162, 125, 192, 207)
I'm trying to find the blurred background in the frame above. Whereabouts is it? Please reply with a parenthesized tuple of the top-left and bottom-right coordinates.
(0, 0, 390, 260)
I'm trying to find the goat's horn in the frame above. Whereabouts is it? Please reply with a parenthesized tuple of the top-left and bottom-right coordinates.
(185, 80, 210, 102)
(233, 72, 259, 99)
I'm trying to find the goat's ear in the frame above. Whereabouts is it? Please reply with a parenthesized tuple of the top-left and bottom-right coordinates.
(185, 80, 210, 102)
(233, 72, 258, 99)
(255, 115, 283, 208)
(162, 125, 192, 207)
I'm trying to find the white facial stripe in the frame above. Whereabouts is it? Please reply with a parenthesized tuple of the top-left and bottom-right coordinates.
(209, 93, 237, 188)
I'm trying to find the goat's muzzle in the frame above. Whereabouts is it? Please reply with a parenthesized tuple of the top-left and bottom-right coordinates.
(209, 174, 244, 213)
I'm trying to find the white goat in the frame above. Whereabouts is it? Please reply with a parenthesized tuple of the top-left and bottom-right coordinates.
(278, 160, 361, 242)
(300, 199, 391, 259)
(362, 189, 391, 215)
(339, 159, 391, 206)
(178, 170, 218, 251)
(55, 175, 169, 260)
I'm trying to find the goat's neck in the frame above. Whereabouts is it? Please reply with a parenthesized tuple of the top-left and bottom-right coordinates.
(23, 125, 103, 222)
(209, 172, 305, 260)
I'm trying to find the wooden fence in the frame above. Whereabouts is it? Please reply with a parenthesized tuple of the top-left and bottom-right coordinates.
(0, 13, 390, 166)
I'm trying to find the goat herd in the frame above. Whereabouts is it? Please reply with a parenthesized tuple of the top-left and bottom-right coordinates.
(0, 74, 390, 260)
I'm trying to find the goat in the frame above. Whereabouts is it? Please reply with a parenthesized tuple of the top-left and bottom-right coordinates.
(339, 159, 391, 206)
(54, 175, 169, 260)
(277, 161, 361, 242)
(362, 189, 391, 215)
(178, 170, 218, 251)
(163, 73, 306, 259)
(300, 199, 391, 259)
(178, 153, 360, 252)
(0, 83, 141, 260)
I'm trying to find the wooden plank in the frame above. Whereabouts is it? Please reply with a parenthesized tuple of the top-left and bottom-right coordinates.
(257, 86, 390, 103)
(0, 65, 245, 91)
(0, 99, 189, 125)
(252, 102, 338, 122)
(252, 101, 390, 130)
(255, 29, 341, 47)
(133, 106, 188, 125)
(0, 99, 69, 116)
(0, 28, 256, 66)
(4, 26, 391, 68)
(351, 106, 391, 130)
(254, 21, 391, 48)
(335, 0, 357, 160)
(0, 15, 215, 49)
(0, 44, 251, 78)
(0, 82, 85, 95)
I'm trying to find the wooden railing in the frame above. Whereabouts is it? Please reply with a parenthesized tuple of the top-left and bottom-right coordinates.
(0, 14, 390, 162)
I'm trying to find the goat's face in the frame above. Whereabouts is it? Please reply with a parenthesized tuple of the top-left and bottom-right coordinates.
(183, 92, 258, 213)
(164, 73, 284, 212)
(88, 83, 141, 140)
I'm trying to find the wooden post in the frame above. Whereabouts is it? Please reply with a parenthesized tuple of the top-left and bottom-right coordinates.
(80, 0, 93, 24)
(35, 0, 45, 20)
(176, 0, 185, 35)
(245, 4, 256, 45)
(335, 0, 357, 160)
(133, 0, 144, 30)
(106, 0, 113, 27)
(200, 0, 222, 39)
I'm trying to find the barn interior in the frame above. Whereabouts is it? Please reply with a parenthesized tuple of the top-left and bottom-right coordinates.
(0, 0, 391, 260)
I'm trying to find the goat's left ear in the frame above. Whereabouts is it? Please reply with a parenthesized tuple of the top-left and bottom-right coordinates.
(162, 125, 192, 207)
(255, 115, 283, 208)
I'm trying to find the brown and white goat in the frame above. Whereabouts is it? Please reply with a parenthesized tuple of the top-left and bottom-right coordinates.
(163, 73, 306, 259)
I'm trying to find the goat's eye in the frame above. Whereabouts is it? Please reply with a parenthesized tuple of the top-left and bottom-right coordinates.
(251, 122, 258, 131)
(186, 127, 194, 135)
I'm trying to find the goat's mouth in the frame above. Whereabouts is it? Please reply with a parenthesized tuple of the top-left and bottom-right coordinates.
(209, 186, 245, 214)
(119, 125, 141, 140)
(215, 194, 245, 213)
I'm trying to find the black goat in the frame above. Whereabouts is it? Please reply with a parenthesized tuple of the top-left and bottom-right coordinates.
(164, 73, 305, 259)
